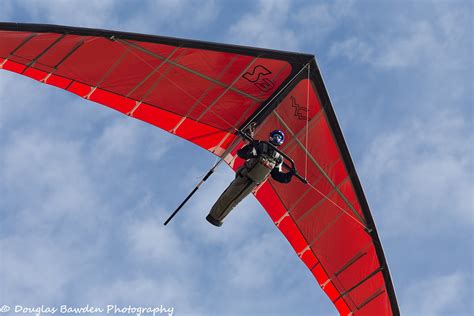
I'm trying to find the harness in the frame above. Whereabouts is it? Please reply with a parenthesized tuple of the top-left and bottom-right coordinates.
(243, 142, 282, 183)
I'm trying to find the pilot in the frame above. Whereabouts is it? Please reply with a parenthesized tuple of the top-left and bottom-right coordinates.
(206, 130, 295, 227)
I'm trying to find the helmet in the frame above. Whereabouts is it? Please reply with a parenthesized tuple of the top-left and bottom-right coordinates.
(269, 130, 285, 146)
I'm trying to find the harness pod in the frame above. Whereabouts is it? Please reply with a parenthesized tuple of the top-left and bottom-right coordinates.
(245, 142, 281, 183)
(207, 142, 282, 226)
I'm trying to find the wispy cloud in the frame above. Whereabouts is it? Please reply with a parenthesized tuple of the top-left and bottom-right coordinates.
(227, 0, 355, 51)
(228, 0, 298, 50)
(226, 232, 286, 289)
(3, 0, 117, 28)
(2, 132, 103, 226)
(329, 21, 438, 68)
(293, 0, 355, 44)
(338, 3, 474, 239)
(119, 0, 220, 34)
(361, 109, 473, 236)
(0, 234, 87, 304)
(128, 216, 191, 267)
(401, 272, 472, 316)
(1, 0, 219, 35)
(328, 4, 472, 71)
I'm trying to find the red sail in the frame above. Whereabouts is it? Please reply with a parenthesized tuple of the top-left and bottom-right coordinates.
(249, 79, 394, 315)
(0, 23, 399, 316)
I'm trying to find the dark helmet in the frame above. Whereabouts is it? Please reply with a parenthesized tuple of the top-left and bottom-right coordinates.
(269, 130, 285, 146)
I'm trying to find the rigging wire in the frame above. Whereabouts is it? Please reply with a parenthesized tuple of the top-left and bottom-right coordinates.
(305, 63, 310, 179)
(306, 182, 369, 230)
(112, 39, 368, 231)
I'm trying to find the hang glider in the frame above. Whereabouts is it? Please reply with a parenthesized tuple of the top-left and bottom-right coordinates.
(0, 23, 399, 315)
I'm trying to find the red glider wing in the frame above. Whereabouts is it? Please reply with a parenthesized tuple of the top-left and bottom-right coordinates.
(0, 23, 399, 316)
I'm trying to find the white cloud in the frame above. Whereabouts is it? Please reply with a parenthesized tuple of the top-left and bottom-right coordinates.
(149, 0, 218, 29)
(127, 216, 190, 267)
(361, 110, 473, 236)
(226, 232, 284, 289)
(328, 37, 374, 63)
(227, 0, 355, 51)
(0, 2, 14, 21)
(228, 0, 298, 50)
(1, 0, 219, 34)
(0, 236, 74, 303)
(327, 3, 473, 240)
(329, 21, 438, 68)
(293, 0, 355, 40)
(91, 117, 170, 163)
(401, 272, 471, 316)
(329, 4, 472, 70)
(120, 0, 219, 34)
(3, 0, 117, 28)
(0, 72, 175, 230)
(2, 131, 105, 228)
(229, 0, 354, 54)
(376, 21, 437, 68)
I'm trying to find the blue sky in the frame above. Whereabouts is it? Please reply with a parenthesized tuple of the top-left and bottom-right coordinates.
(0, 1, 472, 315)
